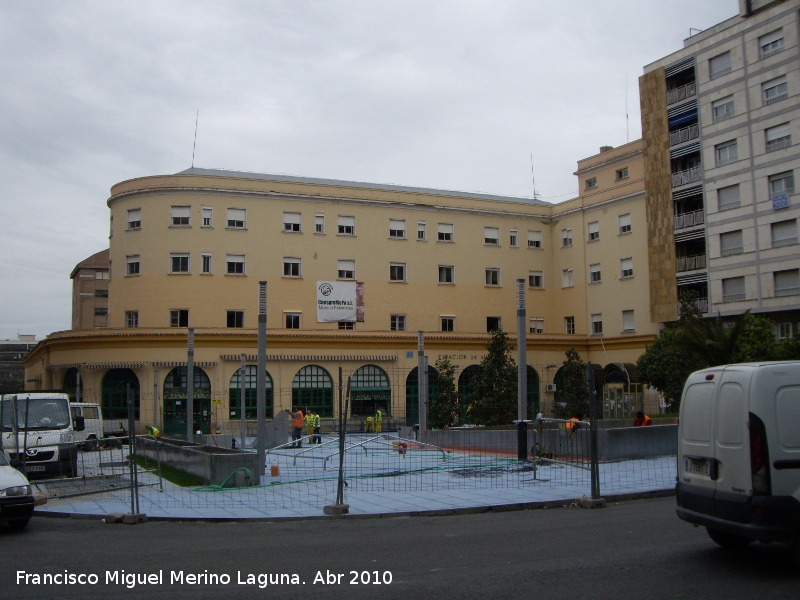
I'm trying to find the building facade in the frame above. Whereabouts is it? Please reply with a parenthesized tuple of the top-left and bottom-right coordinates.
(25, 142, 659, 433)
(640, 0, 800, 340)
(70, 249, 110, 330)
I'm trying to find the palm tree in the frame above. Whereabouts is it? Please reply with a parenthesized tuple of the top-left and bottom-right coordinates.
(680, 311, 750, 367)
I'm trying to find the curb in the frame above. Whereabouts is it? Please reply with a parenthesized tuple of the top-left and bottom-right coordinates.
(33, 488, 676, 523)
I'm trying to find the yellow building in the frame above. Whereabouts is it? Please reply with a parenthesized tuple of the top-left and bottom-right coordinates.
(25, 140, 659, 433)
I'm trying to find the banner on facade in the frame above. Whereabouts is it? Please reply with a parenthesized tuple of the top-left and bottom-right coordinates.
(317, 281, 357, 322)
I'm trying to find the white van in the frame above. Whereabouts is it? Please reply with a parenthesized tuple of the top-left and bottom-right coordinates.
(70, 403, 103, 449)
(676, 362, 800, 565)
(0, 449, 34, 529)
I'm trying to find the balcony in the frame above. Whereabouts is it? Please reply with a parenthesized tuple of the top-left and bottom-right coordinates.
(672, 166, 702, 188)
(766, 136, 792, 153)
(775, 286, 800, 297)
(667, 82, 696, 106)
(676, 254, 706, 273)
(723, 292, 746, 302)
(670, 124, 699, 146)
(674, 209, 704, 231)
(679, 297, 709, 315)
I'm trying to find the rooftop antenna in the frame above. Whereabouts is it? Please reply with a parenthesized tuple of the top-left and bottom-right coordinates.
(191, 110, 199, 168)
(530, 154, 540, 201)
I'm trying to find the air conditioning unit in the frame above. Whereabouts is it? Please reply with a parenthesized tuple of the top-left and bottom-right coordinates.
(545, 384, 557, 392)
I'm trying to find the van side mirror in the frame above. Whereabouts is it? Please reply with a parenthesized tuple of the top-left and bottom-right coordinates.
(73, 415, 85, 432)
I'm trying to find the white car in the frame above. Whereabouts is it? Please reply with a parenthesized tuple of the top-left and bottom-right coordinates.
(0, 451, 34, 530)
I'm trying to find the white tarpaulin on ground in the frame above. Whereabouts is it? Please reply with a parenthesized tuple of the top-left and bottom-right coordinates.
(317, 281, 356, 322)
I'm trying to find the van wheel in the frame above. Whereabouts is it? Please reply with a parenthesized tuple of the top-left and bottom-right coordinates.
(8, 518, 30, 530)
(706, 527, 753, 549)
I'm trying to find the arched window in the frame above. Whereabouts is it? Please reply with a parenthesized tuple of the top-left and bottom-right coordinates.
(404, 366, 439, 426)
(163, 367, 212, 435)
(350, 365, 391, 416)
(229, 366, 274, 420)
(101, 369, 140, 422)
(292, 365, 334, 418)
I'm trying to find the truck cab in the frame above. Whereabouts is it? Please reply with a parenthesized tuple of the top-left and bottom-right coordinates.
(70, 402, 104, 450)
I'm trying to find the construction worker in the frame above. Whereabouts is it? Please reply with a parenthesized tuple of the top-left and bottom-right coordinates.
(565, 413, 582, 440)
(305, 409, 315, 442)
(375, 408, 383, 434)
(146, 425, 160, 437)
(313, 411, 321, 444)
(364, 416, 374, 433)
(633, 411, 653, 427)
(292, 407, 304, 448)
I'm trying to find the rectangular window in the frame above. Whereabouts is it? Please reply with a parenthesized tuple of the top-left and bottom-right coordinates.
(338, 215, 355, 235)
(437, 223, 453, 242)
(760, 29, 784, 59)
(338, 321, 354, 330)
(170, 309, 189, 328)
(226, 208, 246, 229)
(170, 253, 189, 273)
(127, 209, 141, 230)
(712, 95, 734, 123)
(562, 269, 574, 288)
(391, 314, 406, 331)
(285, 313, 300, 329)
(765, 123, 791, 153)
(622, 310, 635, 332)
(438, 265, 454, 284)
(619, 213, 632, 234)
(720, 230, 744, 256)
(527, 230, 542, 248)
(96, 271, 109, 280)
(763, 77, 788, 105)
(591, 314, 603, 335)
(487, 317, 501, 332)
(417, 222, 426, 241)
(589, 263, 601, 283)
(95, 289, 108, 298)
(227, 310, 244, 328)
(561, 228, 572, 247)
(126, 255, 140, 276)
(226, 254, 245, 275)
(771, 220, 797, 248)
(390, 262, 406, 282)
(716, 140, 738, 166)
(202, 207, 212, 227)
(528, 270, 543, 289)
(777, 322, 793, 340)
(201, 253, 212, 274)
(94, 307, 108, 316)
(484, 227, 500, 245)
(441, 317, 454, 332)
(125, 311, 138, 328)
(170, 206, 191, 226)
(722, 276, 746, 302)
(315, 214, 325, 234)
(485, 268, 500, 286)
(616, 167, 628, 180)
(337, 260, 355, 280)
(389, 219, 406, 239)
(769, 171, 795, 198)
(717, 184, 741, 211)
(564, 316, 575, 335)
(529, 318, 544, 334)
(774, 269, 800, 297)
(283, 257, 301, 277)
(585, 177, 597, 190)
(588, 221, 599, 242)
(283, 211, 301, 232)
(509, 229, 518, 247)
(709, 51, 731, 79)
(621, 258, 634, 278)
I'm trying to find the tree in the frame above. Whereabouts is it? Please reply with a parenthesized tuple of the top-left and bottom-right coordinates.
(429, 357, 459, 429)
(635, 326, 697, 411)
(733, 313, 778, 362)
(468, 328, 517, 426)
(681, 311, 750, 366)
(559, 347, 589, 419)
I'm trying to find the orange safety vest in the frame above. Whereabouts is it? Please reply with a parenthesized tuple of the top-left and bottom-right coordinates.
(293, 410, 304, 428)
(633, 415, 652, 427)
(565, 417, 580, 429)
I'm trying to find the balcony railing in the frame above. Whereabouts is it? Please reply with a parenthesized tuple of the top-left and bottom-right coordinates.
(766, 136, 792, 153)
(666, 82, 696, 106)
(670, 123, 700, 146)
(765, 91, 788, 105)
(674, 209, 705, 230)
(672, 166, 702, 188)
(679, 297, 709, 315)
(775, 286, 800, 297)
(723, 293, 746, 302)
(676, 254, 707, 272)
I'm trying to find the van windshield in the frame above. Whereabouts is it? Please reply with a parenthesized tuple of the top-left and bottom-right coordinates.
(1, 397, 71, 431)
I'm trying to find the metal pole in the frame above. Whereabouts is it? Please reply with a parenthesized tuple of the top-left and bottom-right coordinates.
(153, 369, 159, 432)
(240, 354, 247, 449)
(256, 281, 267, 476)
(417, 331, 427, 437)
(587, 363, 600, 500)
(336, 367, 345, 505)
(516, 279, 528, 461)
(127, 384, 135, 515)
(186, 328, 195, 441)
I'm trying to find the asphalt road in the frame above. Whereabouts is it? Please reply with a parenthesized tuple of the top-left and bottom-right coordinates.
(2, 496, 797, 600)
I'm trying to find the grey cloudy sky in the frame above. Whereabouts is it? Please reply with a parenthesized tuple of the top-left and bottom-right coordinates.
(0, 0, 737, 340)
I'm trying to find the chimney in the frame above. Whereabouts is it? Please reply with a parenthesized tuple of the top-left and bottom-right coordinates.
(599, 145, 614, 153)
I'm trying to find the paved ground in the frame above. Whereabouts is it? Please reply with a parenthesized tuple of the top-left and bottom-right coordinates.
(2, 496, 797, 600)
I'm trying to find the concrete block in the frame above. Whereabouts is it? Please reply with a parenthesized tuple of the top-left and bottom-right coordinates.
(577, 496, 607, 509)
(323, 504, 350, 515)
(122, 513, 147, 524)
(104, 513, 125, 523)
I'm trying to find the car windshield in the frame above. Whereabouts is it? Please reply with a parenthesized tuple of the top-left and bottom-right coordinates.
(1, 397, 71, 431)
